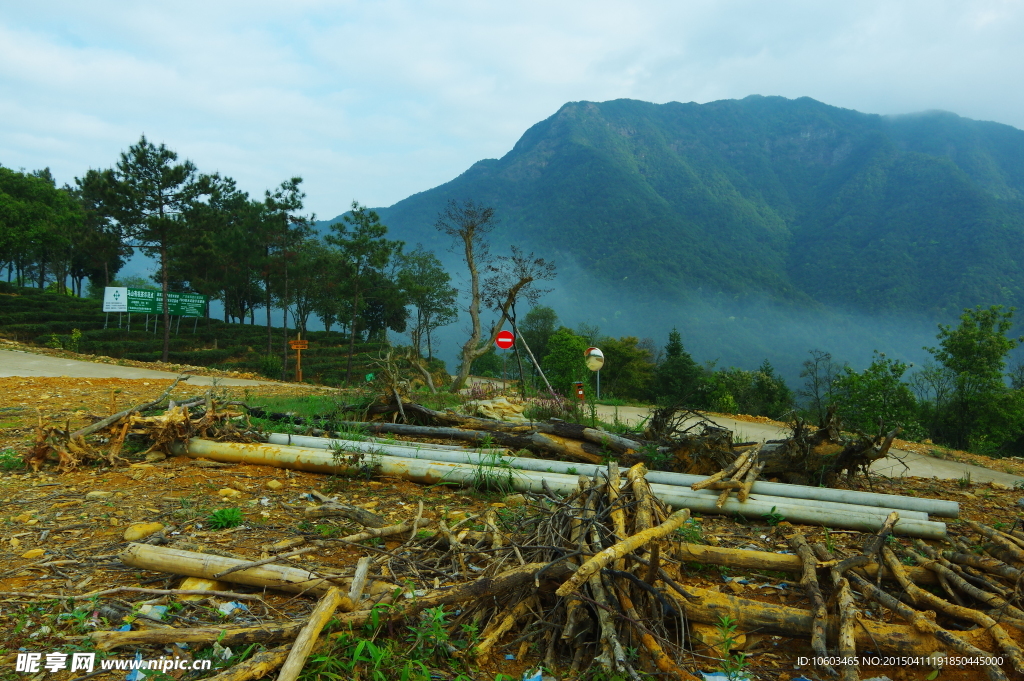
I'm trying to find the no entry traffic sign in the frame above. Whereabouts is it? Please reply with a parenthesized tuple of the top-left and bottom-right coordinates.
(495, 330, 515, 349)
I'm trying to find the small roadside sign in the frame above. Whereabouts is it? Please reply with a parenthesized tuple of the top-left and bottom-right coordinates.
(103, 287, 128, 312)
(495, 330, 515, 349)
(289, 340, 309, 350)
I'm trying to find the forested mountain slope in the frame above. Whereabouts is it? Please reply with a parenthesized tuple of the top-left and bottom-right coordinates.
(340, 96, 1024, 317)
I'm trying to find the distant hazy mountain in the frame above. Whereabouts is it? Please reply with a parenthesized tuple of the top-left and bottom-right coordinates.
(328, 96, 1024, 318)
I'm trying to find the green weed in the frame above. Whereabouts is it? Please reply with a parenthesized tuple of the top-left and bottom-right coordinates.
(468, 443, 519, 496)
(206, 507, 244, 530)
(761, 506, 785, 526)
(714, 615, 749, 679)
(676, 519, 706, 544)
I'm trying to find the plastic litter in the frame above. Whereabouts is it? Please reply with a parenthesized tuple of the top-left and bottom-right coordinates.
(211, 642, 232, 661)
(138, 604, 168, 620)
(217, 601, 248, 616)
(126, 652, 145, 681)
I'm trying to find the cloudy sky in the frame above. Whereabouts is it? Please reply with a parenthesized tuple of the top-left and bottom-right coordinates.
(2, 1, 1022, 219)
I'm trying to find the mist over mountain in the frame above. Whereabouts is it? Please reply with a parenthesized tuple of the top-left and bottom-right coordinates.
(322, 96, 1024, 382)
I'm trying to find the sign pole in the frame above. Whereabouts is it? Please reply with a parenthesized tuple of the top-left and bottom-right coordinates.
(289, 336, 308, 383)
(597, 370, 601, 400)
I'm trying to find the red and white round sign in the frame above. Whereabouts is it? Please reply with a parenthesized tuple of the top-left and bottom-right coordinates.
(495, 330, 515, 349)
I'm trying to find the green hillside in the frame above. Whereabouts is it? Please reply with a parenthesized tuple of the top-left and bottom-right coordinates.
(349, 96, 1024, 316)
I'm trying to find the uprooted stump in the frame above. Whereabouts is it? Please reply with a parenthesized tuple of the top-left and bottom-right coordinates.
(759, 406, 901, 485)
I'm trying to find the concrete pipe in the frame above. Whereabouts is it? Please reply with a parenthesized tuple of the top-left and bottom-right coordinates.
(170, 438, 946, 539)
(266, 433, 504, 458)
(268, 433, 955, 519)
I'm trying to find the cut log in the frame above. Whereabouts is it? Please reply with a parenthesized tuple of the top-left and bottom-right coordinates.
(881, 548, 1024, 673)
(203, 645, 291, 681)
(787, 532, 834, 677)
(91, 622, 303, 651)
(118, 544, 334, 595)
(667, 585, 994, 656)
(276, 587, 345, 681)
(674, 542, 937, 584)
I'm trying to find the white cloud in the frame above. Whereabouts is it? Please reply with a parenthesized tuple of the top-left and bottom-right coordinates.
(1, 0, 1022, 216)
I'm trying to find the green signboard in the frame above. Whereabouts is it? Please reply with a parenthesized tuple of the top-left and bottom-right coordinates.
(168, 291, 207, 316)
(103, 287, 207, 316)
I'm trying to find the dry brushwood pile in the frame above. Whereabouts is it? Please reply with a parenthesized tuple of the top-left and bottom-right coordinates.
(22, 376, 257, 473)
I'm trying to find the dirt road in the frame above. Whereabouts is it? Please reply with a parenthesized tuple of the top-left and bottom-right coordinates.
(596, 404, 1024, 486)
(0, 348, 277, 386)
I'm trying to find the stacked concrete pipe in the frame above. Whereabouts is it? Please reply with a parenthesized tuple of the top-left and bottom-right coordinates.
(265, 433, 959, 519)
(176, 438, 948, 539)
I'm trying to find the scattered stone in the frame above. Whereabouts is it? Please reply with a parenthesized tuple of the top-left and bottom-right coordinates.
(124, 522, 164, 541)
(86, 490, 112, 499)
(178, 577, 229, 601)
(218, 488, 242, 498)
(145, 452, 167, 462)
(266, 480, 283, 490)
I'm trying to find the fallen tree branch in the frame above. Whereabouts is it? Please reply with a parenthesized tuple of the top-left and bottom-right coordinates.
(556, 508, 690, 597)
(90, 622, 303, 651)
(277, 586, 344, 681)
(203, 644, 291, 681)
(72, 376, 189, 440)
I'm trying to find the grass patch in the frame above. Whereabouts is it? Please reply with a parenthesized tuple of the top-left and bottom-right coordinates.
(0, 448, 24, 471)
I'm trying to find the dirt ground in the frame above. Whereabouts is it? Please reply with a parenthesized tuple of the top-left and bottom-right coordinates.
(2, 376, 1023, 681)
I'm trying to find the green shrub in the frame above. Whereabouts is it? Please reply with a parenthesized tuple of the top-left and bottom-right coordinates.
(260, 354, 283, 379)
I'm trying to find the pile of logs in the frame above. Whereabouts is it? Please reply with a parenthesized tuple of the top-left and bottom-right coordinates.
(97, 462, 1020, 680)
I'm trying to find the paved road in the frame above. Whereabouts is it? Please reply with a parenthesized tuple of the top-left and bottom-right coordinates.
(596, 404, 1024, 486)
(0, 349, 278, 387)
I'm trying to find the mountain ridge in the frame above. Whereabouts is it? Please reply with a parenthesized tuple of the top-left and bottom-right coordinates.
(322, 96, 1024, 319)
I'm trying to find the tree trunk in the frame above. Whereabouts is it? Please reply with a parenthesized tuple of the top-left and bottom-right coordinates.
(344, 286, 361, 385)
(281, 256, 289, 380)
(266, 266, 274, 352)
(160, 243, 170, 362)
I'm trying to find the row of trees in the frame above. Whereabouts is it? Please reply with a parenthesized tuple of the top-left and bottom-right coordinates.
(1, 138, 462, 379)
(1, 137, 559, 390)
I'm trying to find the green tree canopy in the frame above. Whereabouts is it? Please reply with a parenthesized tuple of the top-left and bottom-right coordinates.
(926, 305, 1024, 450)
(653, 329, 704, 406)
(542, 327, 588, 397)
(328, 202, 403, 384)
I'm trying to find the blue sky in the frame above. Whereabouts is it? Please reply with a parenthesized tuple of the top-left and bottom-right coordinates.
(2, 1, 1022, 219)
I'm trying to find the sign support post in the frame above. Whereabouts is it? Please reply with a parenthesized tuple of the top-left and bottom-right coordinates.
(584, 347, 605, 400)
(289, 336, 308, 382)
